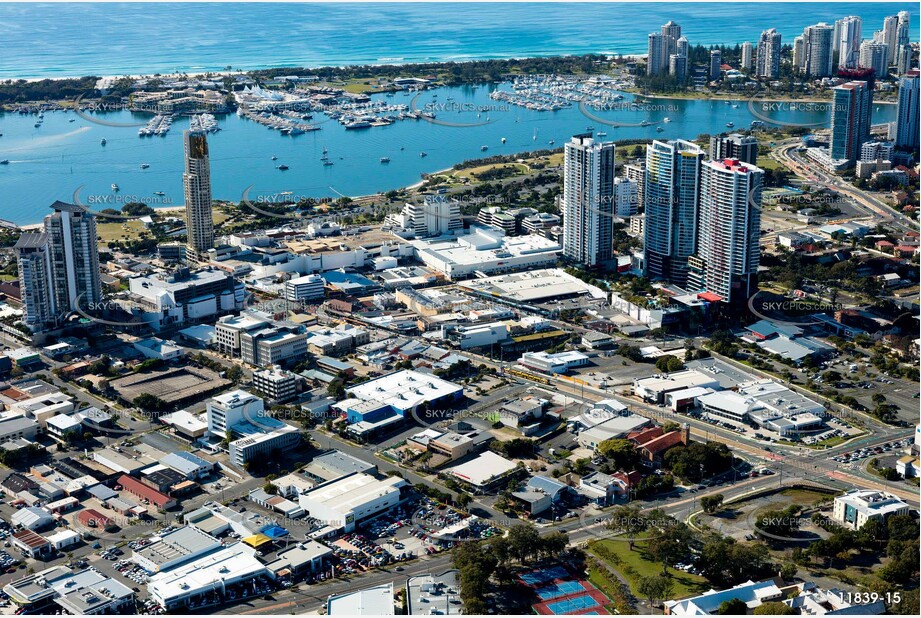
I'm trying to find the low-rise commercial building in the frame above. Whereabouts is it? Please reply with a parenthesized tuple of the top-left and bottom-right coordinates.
(297, 472, 407, 533)
(518, 350, 590, 374)
(327, 582, 395, 615)
(411, 226, 561, 280)
(132, 526, 222, 573)
(147, 544, 269, 611)
(633, 370, 722, 404)
(446, 451, 519, 493)
(3, 566, 134, 615)
(832, 490, 910, 530)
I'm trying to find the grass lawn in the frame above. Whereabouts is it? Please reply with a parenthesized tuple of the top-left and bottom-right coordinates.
(756, 155, 789, 172)
(0, 274, 17, 282)
(97, 219, 147, 243)
(778, 487, 836, 505)
(589, 539, 709, 599)
(450, 162, 528, 180)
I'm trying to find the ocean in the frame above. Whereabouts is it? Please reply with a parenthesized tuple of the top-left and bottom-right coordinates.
(0, 2, 915, 79)
(0, 2, 914, 225)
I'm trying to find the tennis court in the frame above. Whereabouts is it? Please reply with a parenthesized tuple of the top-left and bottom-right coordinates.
(545, 594, 600, 614)
(536, 581, 586, 600)
(520, 566, 569, 585)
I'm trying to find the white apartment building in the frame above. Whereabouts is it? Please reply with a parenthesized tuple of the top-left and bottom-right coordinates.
(833, 490, 910, 530)
(690, 158, 763, 305)
(561, 134, 616, 267)
(386, 195, 462, 238)
(285, 274, 325, 302)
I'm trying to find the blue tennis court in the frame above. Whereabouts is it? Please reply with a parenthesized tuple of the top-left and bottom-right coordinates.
(546, 594, 600, 614)
(521, 566, 569, 585)
(536, 581, 586, 600)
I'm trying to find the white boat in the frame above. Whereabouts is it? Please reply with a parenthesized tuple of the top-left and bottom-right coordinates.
(501, 137, 506, 143)
(100, 138, 107, 145)
(153, 191, 165, 196)
(111, 183, 119, 191)
(726, 122, 734, 128)
(663, 118, 671, 123)
(481, 145, 488, 151)
(380, 157, 390, 163)
(596, 131, 607, 136)
(140, 163, 150, 169)
(0, 160, 9, 165)
(271, 155, 278, 160)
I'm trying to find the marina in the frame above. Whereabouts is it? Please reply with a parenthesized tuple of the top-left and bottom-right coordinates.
(0, 81, 898, 226)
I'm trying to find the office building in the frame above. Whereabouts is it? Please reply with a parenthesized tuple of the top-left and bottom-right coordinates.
(756, 28, 782, 78)
(690, 159, 763, 305)
(835, 16, 862, 69)
(709, 49, 722, 80)
(833, 490, 910, 530)
(830, 80, 873, 164)
(895, 70, 919, 151)
(252, 367, 299, 402)
(741, 41, 752, 71)
(709, 133, 758, 165)
(207, 390, 265, 438)
(644, 139, 704, 286)
(859, 41, 889, 77)
(183, 118, 214, 259)
(803, 23, 834, 77)
(613, 177, 638, 216)
(285, 273, 325, 302)
(240, 324, 308, 367)
(646, 32, 669, 76)
(561, 133, 616, 267)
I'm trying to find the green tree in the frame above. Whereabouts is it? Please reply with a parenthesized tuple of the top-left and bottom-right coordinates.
(597, 438, 641, 472)
(755, 602, 795, 615)
(608, 505, 648, 551)
(717, 598, 747, 615)
(655, 354, 685, 373)
(637, 574, 674, 607)
(700, 494, 724, 514)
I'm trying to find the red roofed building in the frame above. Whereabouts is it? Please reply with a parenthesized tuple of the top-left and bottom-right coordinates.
(77, 508, 115, 530)
(635, 425, 691, 465)
(118, 475, 176, 510)
(627, 426, 664, 445)
(875, 240, 895, 251)
(894, 245, 919, 258)
(11, 529, 51, 558)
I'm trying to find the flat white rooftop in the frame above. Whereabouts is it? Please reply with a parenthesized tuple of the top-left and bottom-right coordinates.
(327, 582, 394, 615)
(300, 473, 406, 513)
(459, 267, 607, 302)
(447, 451, 517, 487)
(346, 369, 462, 411)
